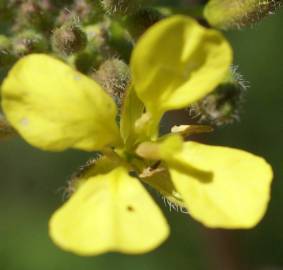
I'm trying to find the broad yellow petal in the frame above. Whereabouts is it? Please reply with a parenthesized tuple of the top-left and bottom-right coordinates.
(131, 15, 232, 117)
(1, 54, 121, 151)
(49, 167, 169, 255)
(168, 142, 273, 228)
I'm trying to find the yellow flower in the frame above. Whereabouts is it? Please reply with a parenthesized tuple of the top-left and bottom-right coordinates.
(0, 16, 273, 256)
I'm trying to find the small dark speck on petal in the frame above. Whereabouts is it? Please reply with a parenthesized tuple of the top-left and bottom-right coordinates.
(127, 205, 135, 212)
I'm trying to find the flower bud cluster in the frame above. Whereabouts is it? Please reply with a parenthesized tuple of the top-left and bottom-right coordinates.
(0, 0, 282, 127)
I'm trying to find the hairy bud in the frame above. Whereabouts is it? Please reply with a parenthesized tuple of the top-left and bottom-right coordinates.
(12, 30, 48, 56)
(57, 0, 101, 25)
(100, 0, 144, 15)
(71, 23, 112, 73)
(189, 67, 248, 126)
(93, 58, 130, 108)
(13, 0, 54, 31)
(204, 0, 282, 29)
(51, 23, 87, 55)
(125, 8, 163, 39)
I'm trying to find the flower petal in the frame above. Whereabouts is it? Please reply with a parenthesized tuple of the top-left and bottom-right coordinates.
(49, 167, 169, 255)
(131, 15, 232, 117)
(168, 142, 273, 228)
(1, 54, 121, 151)
(120, 84, 145, 148)
(136, 134, 183, 161)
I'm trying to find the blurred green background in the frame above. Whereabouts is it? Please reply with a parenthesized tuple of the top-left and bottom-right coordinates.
(0, 9, 283, 270)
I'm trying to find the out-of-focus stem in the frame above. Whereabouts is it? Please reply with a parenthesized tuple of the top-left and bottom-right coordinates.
(200, 228, 247, 270)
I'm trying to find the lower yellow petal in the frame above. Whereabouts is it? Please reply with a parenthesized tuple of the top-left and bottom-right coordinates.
(169, 142, 273, 228)
(49, 167, 169, 255)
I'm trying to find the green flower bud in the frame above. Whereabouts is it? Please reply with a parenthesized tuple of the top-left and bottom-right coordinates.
(108, 21, 133, 62)
(204, 0, 282, 29)
(52, 23, 87, 55)
(93, 58, 130, 109)
(125, 8, 163, 40)
(85, 21, 132, 64)
(56, 0, 102, 26)
(72, 50, 99, 74)
(189, 67, 247, 126)
(13, 0, 54, 32)
(100, 0, 144, 15)
(73, 0, 102, 24)
(70, 23, 113, 73)
(12, 30, 49, 56)
(83, 23, 111, 64)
